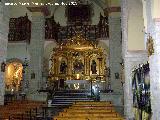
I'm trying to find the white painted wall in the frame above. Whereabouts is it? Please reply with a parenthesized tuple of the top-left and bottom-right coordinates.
(128, 0, 145, 50)
(50, 0, 104, 26)
(7, 43, 29, 61)
(10, 0, 32, 20)
(152, 0, 160, 19)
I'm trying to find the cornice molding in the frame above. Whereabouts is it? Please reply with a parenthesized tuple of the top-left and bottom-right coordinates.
(27, 6, 50, 16)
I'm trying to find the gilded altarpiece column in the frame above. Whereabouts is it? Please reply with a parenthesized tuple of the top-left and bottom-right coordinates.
(67, 56, 72, 77)
(98, 58, 103, 76)
(85, 55, 90, 76)
(54, 58, 58, 76)
(87, 57, 91, 76)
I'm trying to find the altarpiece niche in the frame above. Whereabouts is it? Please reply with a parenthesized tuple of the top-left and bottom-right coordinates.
(49, 33, 107, 82)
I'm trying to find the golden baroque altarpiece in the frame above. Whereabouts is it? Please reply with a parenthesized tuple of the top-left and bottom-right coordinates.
(49, 33, 107, 82)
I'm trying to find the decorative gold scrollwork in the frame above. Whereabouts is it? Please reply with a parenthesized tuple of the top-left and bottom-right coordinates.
(147, 34, 154, 57)
(49, 33, 107, 81)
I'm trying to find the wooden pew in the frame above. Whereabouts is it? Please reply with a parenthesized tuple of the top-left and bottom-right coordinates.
(0, 100, 45, 119)
(53, 101, 124, 120)
(63, 109, 115, 112)
(53, 116, 124, 120)
(59, 113, 120, 117)
(74, 101, 112, 105)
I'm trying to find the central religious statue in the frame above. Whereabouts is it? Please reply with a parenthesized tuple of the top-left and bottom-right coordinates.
(60, 60, 67, 74)
(73, 59, 84, 73)
(91, 60, 97, 74)
(49, 33, 107, 81)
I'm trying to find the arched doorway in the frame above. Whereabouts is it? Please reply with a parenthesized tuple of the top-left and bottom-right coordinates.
(5, 60, 23, 93)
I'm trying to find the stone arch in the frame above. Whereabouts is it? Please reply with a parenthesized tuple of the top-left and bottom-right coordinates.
(5, 58, 24, 92)
(127, 0, 145, 51)
(6, 58, 23, 64)
(49, 0, 106, 25)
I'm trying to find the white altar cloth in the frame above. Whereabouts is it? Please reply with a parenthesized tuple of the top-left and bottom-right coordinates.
(65, 80, 89, 84)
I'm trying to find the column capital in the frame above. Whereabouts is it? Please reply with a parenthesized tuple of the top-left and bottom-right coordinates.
(27, 6, 50, 16)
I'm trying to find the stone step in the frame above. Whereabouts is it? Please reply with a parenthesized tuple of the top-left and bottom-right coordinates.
(55, 90, 91, 93)
(50, 89, 95, 112)
(51, 103, 72, 106)
(51, 102, 73, 106)
(52, 99, 94, 102)
(54, 95, 90, 97)
(53, 97, 91, 100)
(54, 93, 90, 95)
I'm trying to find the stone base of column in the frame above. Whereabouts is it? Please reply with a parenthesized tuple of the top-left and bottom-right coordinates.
(0, 96, 4, 105)
(27, 93, 47, 102)
(0, 72, 5, 105)
(100, 93, 123, 115)
(150, 54, 160, 120)
(125, 118, 135, 120)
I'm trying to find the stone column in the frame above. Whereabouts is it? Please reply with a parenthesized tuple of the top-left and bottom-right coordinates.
(121, 0, 148, 119)
(109, 16, 122, 93)
(0, 0, 10, 105)
(124, 52, 148, 119)
(27, 11, 46, 101)
(149, 19, 160, 120)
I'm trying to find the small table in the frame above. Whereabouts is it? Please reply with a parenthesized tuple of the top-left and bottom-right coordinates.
(65, 80, 89, 89)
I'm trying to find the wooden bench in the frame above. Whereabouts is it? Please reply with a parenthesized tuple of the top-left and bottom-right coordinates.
(53, 116, 124, 120)
(59, 113, 120, 117)
(74, 101, 112, 105)
(63, 109, 115, 112)
(53, 101, 124, 120)
(74, 101, 112, 104)
(67, 106, 114, 110)
(0, 100, 45, 119)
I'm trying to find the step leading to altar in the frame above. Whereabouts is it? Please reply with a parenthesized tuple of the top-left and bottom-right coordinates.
(100, 92, 124, 116)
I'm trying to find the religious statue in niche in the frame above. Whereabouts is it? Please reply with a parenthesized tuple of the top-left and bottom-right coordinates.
(60, 60, 67, 74)
(91, 60, 97, 74)
(73, 59, 84, 73)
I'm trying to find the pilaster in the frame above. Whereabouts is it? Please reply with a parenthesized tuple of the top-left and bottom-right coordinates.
(27, 11, 46, 101)
(124, 51, 148, 119)
(121, 0, 148, 119)
(109, 16, 122, 93)
(149, 19, 160, 120)
(0, 0, 10, 105)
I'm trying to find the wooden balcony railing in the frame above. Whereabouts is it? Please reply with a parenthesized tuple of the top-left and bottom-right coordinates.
(8, 14, 108, 43)
(45, 14, 109, 43)
(8, 14, 31, 43)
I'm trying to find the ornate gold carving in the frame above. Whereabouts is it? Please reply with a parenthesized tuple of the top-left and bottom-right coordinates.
(147, 35, 154, 57)
(60, 33, 95, 50)
(49, 33, 107, 81)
